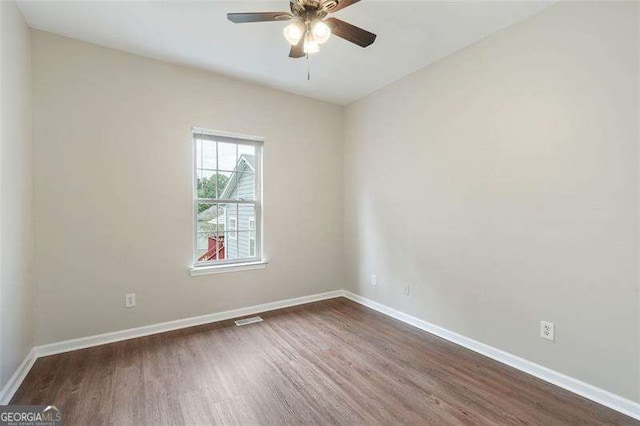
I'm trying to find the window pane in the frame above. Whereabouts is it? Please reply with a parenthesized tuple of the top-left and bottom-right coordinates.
(223, 172, 255, 201)
(196, 169, 211, 186)
(237, 204, 256, 231)
(227, 231, 255, 260)
(249, 237, 256, 257)
(225, 231, 238, 260)
(248, 213, 257, 257)
(196, 203, 225, 261)
(196, 139, 217, 170)
(218, 141, 237, 172)
(197, 172, 229, 199)
(237, 144, 255, 165)
(216, 171, 232, 198)
(225, 204, 238, 240)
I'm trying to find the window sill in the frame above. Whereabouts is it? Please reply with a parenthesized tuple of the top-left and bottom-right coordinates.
(189, 261, 268, 277)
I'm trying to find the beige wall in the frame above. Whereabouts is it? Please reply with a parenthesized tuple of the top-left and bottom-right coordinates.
(0, 1, 34, 389)
(31, 31, 344, 345)
(344, 1, 639, 402)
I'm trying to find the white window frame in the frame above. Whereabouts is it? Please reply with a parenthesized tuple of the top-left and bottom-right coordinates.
(192, 128, 263, 270)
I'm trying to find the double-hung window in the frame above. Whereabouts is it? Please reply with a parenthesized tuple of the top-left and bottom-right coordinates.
(193, 128, 262, 267)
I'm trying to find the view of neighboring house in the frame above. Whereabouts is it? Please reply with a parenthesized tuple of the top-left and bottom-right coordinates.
(196, 204, 226, 261)
(197, 154, 256, 262)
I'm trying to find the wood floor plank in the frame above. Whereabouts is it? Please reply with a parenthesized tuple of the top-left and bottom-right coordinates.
(10, 298, 638, 425)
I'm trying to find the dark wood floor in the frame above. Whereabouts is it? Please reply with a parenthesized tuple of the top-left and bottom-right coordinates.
(12, 298, 637, 425)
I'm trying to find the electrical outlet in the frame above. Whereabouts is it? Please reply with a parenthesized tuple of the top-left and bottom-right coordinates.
(371, 274, 377, 286)
(540, 321, 554, 341)
(125, 293, 136, 308)
(403, 283, 410, 296)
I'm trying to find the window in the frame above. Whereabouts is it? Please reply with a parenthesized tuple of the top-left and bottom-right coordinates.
(193, 128, 262, 267)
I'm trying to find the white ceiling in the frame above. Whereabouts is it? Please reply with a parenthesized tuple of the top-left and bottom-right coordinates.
(17, 0, 555, 105)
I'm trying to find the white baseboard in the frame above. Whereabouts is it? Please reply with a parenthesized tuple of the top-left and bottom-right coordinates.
(0, 348, 37, 405)
(342, 290, 640, 421)
(36, 290, 344, 357)
(2, 289, 638, 421)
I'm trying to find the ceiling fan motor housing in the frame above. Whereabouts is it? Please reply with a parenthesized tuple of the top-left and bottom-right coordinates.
(322, 1, 339, 11)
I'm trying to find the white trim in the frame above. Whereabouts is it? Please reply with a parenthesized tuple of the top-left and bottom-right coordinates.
(192, 127, 264, 144)
(342, 291, 640, 421)
(34, 290, 342, 358)
(193, 255, 262, 269)
(190, 260, 267, 276)
(0, 348, 37, 405)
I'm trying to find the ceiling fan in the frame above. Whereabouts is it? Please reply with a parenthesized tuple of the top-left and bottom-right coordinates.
(227, 0, 377, 58)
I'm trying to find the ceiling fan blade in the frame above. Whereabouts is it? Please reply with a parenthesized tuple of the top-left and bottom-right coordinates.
(290, 0, 305, 14)
(325, 18, 376, 47)
(323, 0, 361, 13)
(289, 35, 305, 58)
(227, 12, 292, 24)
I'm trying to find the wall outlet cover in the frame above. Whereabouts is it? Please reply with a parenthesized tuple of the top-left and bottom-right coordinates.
(540, 321, 554, 341)
(125, 293, 136, 308)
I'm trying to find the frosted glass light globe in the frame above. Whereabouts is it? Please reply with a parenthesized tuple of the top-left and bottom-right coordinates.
(311, 20, 331, 44)
(283, 20, 304, 45)
(303, 32, 320, 54)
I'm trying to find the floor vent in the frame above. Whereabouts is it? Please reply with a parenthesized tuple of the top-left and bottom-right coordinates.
(234, 316, 263, 326)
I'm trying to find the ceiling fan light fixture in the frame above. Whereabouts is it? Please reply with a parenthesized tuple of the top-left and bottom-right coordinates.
(303, 31, 320, 54)
(283, 20, 305, 45)
(227, 0, 377, 60)
(311, 19, 331, 44)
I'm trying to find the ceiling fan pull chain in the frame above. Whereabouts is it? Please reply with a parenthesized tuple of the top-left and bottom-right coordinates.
(307, 54, 311, 81)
